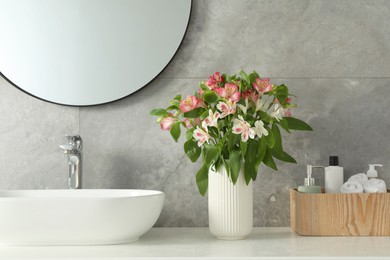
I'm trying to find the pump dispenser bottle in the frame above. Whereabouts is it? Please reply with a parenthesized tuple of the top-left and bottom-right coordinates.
(367, 164, 382, 179)
(298, 165, 323, 194)
(324, 156, 344, 193)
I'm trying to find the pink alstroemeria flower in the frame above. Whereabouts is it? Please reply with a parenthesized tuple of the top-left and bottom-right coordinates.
(193, 126, 211, 147)
(274, 97, 292, 117)
(232, 115, 255, 142)
(180, 95, 199, 113)
(206, 72, 224, 90)
(202, 110, 220, 129)
(216, 100, 236, 118)
(160, 115, 176, 131)
(242, 89, 259, 103)
(253, 78, 272, 94)
(215, 83, 240, 102)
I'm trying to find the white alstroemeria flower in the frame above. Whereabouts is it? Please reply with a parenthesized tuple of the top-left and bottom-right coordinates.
(202, 110, 220, 129)
(216, 100, 236, 118)
(255, 99, 266, 112)
(253, 120, 269, 138)
(237, 99, 249, 115)
(269, 104, 284, 121)
(193, 126, 211, 147)
(232, 115, 255, 142)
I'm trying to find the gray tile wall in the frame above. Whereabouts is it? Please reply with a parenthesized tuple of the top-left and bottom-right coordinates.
(1, 0, 390, 227)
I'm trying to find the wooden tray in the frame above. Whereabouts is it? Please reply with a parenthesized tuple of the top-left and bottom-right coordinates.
(290, 188, 390, 236)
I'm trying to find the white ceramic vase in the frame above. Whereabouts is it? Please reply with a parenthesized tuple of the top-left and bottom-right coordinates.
(208, 164, 253, 240)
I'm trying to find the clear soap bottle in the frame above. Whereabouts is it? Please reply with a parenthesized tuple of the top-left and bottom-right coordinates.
(298, 165, 323, 194)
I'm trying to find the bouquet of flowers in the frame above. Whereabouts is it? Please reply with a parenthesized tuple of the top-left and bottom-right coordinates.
(151, 71, 312, 195)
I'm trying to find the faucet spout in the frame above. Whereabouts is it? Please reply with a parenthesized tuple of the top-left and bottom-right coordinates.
(60, 135, 82, 189)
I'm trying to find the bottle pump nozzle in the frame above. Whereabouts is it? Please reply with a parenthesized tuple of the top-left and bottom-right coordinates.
(367, 164, 383, 179)
(305, 165, 324, 186)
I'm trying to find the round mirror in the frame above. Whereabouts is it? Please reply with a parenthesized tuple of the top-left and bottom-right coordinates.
(0, 0, 191, 106)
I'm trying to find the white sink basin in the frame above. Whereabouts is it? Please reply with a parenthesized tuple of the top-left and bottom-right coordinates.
(0, 189, 164, 245)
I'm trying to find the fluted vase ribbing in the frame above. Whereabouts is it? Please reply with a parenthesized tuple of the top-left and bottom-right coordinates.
(208, 165, 253, 240)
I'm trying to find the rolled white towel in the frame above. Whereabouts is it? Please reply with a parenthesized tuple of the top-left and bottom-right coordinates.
(340, 181, 364, 193)
(347, 173, 368, 185)
(363, 179, 387, 193)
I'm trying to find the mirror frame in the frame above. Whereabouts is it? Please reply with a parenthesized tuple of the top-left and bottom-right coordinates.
(0, 0, 192, 107)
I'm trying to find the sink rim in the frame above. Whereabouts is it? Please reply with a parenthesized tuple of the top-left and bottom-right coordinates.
(0, 189, 164, 199)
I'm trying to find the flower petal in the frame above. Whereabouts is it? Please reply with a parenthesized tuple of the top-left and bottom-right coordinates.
(160, 117, 175, 130)
(241, 131, 248, 142)
(230, 92, 241, 102)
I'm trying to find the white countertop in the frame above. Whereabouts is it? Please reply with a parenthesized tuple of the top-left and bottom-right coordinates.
(1, 227, 390, 259)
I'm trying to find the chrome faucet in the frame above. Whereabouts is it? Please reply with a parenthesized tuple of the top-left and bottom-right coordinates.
(60, 135, 82, 189)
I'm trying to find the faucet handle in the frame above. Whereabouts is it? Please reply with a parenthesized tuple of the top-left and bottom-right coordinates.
(65, 135, 82, 149)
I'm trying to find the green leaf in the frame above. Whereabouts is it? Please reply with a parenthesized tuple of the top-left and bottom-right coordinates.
(226, 74, 236, 82)
(272, 124, 283, 154)
(240, 139, 248, 157)
(245, 114, 255, 125)
(271, 150, 297, 164)
(228, 133, 239, 152)
(169, 99, 180, 107)
(239, 70, 250, 85)
(218, 120, 226, 129)
(263, 149, 277, 171)
(245, 140, 259, 181)
(278, 118, 291, 133)
(269, 124, 296, 163)
(186, 128, 194, 140)
(248, 71, 259, 84)
(166, 105, 179, 111)
(214, 157, 222, 172)
(150, 108, 169, 117)
(265, 126, 275, 148)
(277, 96, 288, 105)
(183, 108, 205, 118)
(204, 146, 218, 166)
(243, 162, 254, 185)
(275, 84, 288, 96)
(173, 94, 182, 101)
(222, 159, 231, 178)
(199, 83, 209, 92)
(228, 150, 241, 184)
(208, 127, 219, 139)
(184, 139, 201, 162)
(274, 84, 289, 105)
(203, 91, 219, 103)
(200, 110, 209, 120)
(236, 99, 246, 106)
(217, 134, 228, 155)
(170, 122, 181, 142)
(196, 164, 208, 196)
(255, 137, 267, 167)
(258, 111, 271, 123)
(284, 117, 313, 131)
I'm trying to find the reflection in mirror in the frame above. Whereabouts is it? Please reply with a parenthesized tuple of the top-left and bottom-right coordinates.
(0, 0, 191, 106)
